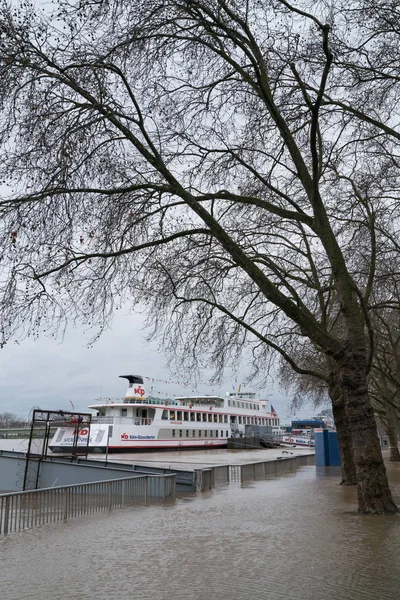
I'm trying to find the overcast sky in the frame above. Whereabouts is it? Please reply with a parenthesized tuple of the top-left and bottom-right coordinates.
(0, 307, 318, 423)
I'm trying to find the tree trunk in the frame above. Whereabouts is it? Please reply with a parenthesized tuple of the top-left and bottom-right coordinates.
(384, 402, 400, 462)
(338, 350, 398, 514)
(327, 367, 357, 484)
(331, 396, 357, 485)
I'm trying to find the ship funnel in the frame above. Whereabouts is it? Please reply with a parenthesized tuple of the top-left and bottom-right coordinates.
(120, 375, 146, 400)
(119, 375, 144, 387)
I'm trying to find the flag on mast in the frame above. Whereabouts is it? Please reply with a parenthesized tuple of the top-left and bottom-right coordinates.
(271, 404, 277, 415)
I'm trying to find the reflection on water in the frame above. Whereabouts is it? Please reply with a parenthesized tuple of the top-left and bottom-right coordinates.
(1, 462, 400, 600)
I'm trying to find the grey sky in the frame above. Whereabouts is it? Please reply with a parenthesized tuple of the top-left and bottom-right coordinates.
(0, 308, 315, 423)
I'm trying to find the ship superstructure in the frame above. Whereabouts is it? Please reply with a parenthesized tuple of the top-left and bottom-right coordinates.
(49, 375, 280, 452)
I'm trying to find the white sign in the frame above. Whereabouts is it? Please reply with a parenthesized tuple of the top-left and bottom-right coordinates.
(51, 426, 107, 447)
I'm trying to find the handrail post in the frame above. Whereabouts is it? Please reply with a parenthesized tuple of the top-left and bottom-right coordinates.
(3, 496, 10, 536)
(121, 480, 125, 507)
(63, 489, 68, 522)
(108, 482, 113, 511)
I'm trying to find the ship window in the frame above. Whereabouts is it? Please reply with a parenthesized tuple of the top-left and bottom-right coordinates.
(202, 413, 207, 422)
(184, 412, 189, 421)
(209, 430, 213, 437)
(238, 416, 242, 424)
(161, 410, 168, 420)
(224, 415, 228, 423)
(186, 430, 189, 437)
(208, 413, 212, 422)
(193, 430, 196, 437)
(179, 429, 182, 437)
(121, 408, 127, 417)
(228, 400, 231, 406)
(205, 430, 207, 437)
(218, 415, 222, 423)
(196, 413, 201, 421)
(170, 411, 176, 420)
(177, 411, 182, 420)
(172, 429, 176, 437)
(226, 431, 229, 437)
(199, 430, 202, 437)
(190, 412, 195, 421)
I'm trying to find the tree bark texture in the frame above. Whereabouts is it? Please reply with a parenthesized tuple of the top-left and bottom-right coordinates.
(338, 351, 398, 513)
(330, 389, 357, 485)
(384, 402, 400, 462)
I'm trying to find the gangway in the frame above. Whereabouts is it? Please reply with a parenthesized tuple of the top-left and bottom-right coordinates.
(23, 409, 92, 490)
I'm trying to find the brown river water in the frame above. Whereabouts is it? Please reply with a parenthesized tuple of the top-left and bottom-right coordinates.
(1, 454, 400, 600)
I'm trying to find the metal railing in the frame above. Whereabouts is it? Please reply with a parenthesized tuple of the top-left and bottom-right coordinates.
(90, 417, 153, 425)
(228, 454, 315, 484)
(0, 474, 176, 536)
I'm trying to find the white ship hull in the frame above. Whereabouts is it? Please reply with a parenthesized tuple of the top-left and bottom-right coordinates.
(50, 423, 228, 452)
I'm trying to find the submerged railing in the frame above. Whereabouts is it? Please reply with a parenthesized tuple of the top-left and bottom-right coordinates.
(228, 454, 315, 484)
(0, 474, 176, 536)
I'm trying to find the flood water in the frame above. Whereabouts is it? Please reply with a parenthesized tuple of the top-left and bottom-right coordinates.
(1, 459, 400, 600)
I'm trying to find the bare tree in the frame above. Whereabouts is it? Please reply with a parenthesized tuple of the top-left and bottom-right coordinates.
(0, 0, 399, 512)
(0, 412, 29, 428)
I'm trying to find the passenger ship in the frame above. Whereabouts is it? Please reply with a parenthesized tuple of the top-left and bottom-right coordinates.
(49, 375, 280, 452)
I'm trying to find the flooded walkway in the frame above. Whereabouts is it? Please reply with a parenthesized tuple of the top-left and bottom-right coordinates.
(0, 438, 314, 469)
(1, 457, 400, 600)
(93, 445, 314, 470)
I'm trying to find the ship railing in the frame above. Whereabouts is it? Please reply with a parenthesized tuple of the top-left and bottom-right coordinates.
(92, 397, 227, 409)
(0, 474, 176, 536)
(92, 397, 125, 404)
(90, 417, 153, 426)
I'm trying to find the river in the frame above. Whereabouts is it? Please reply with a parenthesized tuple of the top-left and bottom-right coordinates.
(1, 456, 400, 600)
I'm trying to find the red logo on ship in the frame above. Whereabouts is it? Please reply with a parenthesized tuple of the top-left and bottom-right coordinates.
(134, 386, 145, 397)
